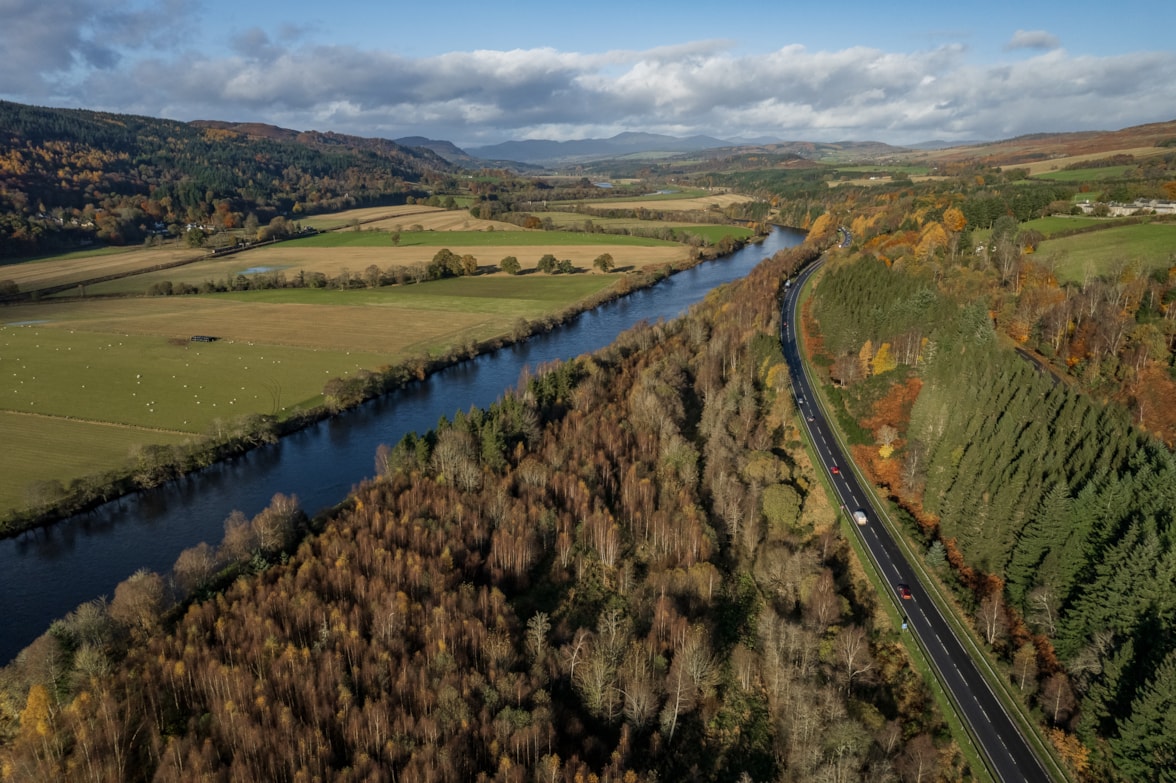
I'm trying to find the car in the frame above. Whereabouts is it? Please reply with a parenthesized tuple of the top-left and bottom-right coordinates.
(806, 415, 814, 422)
(830, 465, 840, 475)
(897, 584, 913, 600)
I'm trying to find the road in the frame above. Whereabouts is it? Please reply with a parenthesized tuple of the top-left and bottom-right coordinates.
(780, 260, 1054, 783)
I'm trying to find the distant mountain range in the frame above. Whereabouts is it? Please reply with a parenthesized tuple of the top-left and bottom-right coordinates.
(465, 132, 735, 165)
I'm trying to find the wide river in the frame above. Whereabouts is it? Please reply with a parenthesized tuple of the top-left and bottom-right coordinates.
(0, 227, 805, 663)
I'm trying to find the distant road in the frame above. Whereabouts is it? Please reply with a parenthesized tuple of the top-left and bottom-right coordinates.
(780, 260, 1055, 783)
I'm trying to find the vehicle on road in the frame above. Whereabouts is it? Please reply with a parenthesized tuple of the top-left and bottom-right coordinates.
(852, 509, 868, 525)
(898, 584, 913, 600)
(831, 465, 840, 475)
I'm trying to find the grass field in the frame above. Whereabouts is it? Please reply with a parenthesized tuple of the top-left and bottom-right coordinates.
(0, 321, 389, 430)
(1019, 146, 1166, 176)
(1032, 165, 1133, 182)
(1, 245, 204, 293)
(0, 412, 193, 512)
(289, 229, 676, 248)
(534, 211, 756, 241)
(1018, 216, 1108, 236)
(8, 206, 510, 294)
(63, 241, 684, 296)
(0, 199, 708, 518)
(298, 204, 461, 230)
(558, 193, 754, 211)
(307, 205, 508, 233)
(0, 272, 619, 515)
(1042, 223, 1176, 283)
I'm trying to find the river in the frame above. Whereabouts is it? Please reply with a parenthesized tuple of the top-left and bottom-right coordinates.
(0, 227, 805, 663)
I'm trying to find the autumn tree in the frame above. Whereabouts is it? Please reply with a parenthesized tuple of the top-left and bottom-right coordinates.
(108, 568, 165, 634)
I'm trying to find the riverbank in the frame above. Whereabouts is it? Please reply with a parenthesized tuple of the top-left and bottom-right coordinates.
(0, 234, 761, 539)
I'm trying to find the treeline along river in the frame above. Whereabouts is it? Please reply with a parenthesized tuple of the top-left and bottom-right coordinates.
(0, 227, 805, 663)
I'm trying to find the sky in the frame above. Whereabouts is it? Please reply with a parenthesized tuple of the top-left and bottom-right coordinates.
(1, 0, 1174, 150)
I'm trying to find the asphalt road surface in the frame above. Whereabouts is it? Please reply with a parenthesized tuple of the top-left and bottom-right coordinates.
(781, 260, 1054, 783)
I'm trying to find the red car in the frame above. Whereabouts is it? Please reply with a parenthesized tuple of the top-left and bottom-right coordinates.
(830, 465, 840, 475)
(898, 584, 913, 600)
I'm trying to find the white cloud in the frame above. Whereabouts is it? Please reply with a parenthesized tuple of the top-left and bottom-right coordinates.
(1005, 30, 1061, 52)
(2, 8, 1173, 147)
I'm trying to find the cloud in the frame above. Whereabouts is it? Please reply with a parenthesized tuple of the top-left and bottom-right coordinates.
(3, 12, 1174, 147)
(1004, 30, 1061, 52)
(0, 0, 195, 96)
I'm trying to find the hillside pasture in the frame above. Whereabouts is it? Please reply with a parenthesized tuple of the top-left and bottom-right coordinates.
(1020, 147, 1165, 176)
(1042, 222, 1176, 283)
(1031, 165, 1134, 182)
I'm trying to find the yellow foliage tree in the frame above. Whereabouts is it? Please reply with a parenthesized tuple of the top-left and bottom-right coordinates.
(1049, 728, 1090, 776)
(858, 339, 874, 378)
(808, 212, 835, 243)
(915, 222, 948, 259)
(872, 342, 897, 375)
(19, 684, 52, 741)
(943, 206, 966, 233)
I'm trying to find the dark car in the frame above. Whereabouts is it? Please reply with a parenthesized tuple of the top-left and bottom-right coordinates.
(898, 584, 913, 600)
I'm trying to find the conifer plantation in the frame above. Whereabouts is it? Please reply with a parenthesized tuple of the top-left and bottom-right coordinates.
(810, 255, 1176, 780)
(0, 243, 958, 781)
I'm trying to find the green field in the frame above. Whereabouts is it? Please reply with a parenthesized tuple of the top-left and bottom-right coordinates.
(0, 412, 193, 511)
(0, 325, 387, 432)
(548, 189, 710, 206)
(289, 229, 677, 248)
(213, 275, 613, 313)
(535, 211, 755, 241)
(1042, 223, 1176, 283)
(1018, 216, 1107, 236)
(0, 245, 129, 268)
(834, 164, 932, 176)
(1033, 165, 1133, 182)
(0, 272, 621, 517)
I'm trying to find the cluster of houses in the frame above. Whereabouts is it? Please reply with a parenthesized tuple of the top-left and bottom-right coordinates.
(1076, 198, 1176, 216)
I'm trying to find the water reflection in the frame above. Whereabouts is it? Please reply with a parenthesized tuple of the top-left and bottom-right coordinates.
(0, 227, 805, 662)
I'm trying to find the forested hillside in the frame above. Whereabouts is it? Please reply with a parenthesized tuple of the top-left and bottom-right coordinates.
(741, 158, 1176, 447)
(0, 101, 452, 257)
(808, 252, 1176, 780)
(0, 241, 964, 781)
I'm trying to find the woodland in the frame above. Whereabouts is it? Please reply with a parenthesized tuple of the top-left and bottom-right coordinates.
(1, 241, 963, 782)
(0, 101, 658, 260)
(2, 102, 1176, 781)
